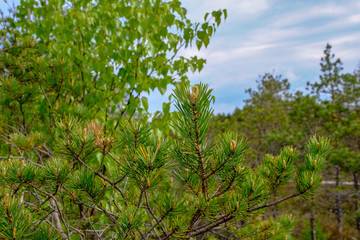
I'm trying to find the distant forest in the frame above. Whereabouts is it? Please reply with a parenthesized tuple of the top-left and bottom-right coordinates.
(209, 44, 360, 239)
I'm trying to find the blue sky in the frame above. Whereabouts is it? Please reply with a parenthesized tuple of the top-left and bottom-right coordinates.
(149, 0, 360, 114)
(2, 0, 360, 114)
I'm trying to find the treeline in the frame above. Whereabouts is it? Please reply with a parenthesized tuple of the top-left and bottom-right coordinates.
(209, 44, 360, 239)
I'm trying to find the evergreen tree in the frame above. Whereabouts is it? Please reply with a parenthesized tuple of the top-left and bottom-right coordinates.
(307, 44, 360, 238)
(308, 43, 344, 104)
(0, 81, 330, 239)
(307, 44, 347, 238)
(333, 68, 360, 233)
(241, 73, 292, 164)
(300, 219, 330, 240)
(208, 45, 360, 238)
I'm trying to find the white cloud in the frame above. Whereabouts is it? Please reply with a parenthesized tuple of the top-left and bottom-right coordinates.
(347, 13, 360, 24)
(150, 0, 360, 114)
(248, 27, 304, 44)
(181, 0, 270, 21)
(232, 44, 277, 57)
(180, 48, 207, 59)
(330, 33, 360, 46)
(271, 3, 349, 28)
(206, 0, 269, 15)
(291, 33, 360, 63)
(182, 43, 278, 68)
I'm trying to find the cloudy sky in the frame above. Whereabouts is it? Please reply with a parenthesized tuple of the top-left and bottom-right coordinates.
(2, 0, 359, 114)
(149, 0, 360, 114)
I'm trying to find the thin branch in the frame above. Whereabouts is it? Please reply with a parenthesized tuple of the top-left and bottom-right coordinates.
(29, 183, 71, 240)
(249, 193, 298, 212)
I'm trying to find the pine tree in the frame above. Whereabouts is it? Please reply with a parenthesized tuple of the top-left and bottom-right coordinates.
(308, 43, 344, 104)
(243, 73, 292, 164)
(0, 82, 330, 239)
(307, 44, 349, 238)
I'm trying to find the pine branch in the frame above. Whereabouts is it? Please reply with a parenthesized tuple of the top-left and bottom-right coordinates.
(204, 154, 229, 180)
(191, 101, 207, 197)
(145, 207, 173, 238)
(68, 147, 126, 200)
(212, 167, 237, 199)
(144, 191, 166, 236)
(177, 150, 202, 176)
(28, 183, 71, 240)
(249, 193, 298, 212)
(188, 214, 234, 238)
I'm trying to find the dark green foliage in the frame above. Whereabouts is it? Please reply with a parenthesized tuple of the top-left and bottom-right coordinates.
(43, 158, 71, 185)
(0, 81, 329, 239)
(210, 73, 294, 165)
(308, 43, 344, 103)
(208, 44, 360, 238)
(0, 196, 34, 239)
(300, 220, 330, 240)
(1, 159, 39, 184)
(69, 168, 106, 202)
(0, 196, 62, 239)
(32, 225, 63, 240)
(237, 215, 295, 240)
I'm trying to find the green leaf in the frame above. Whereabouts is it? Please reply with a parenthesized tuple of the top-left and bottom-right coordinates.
(203, 37, 209, 48)
(141, 97, 149, 111)
(158, 85, 167, 95)
(196, 40, 202, 50)
(223, 9, 228, 19)
(149, 42, 157, 55)
(184, 28, 191, 42)
(204, 12, 209, 21)
(197, 31, 206, 40)
(165, 14, 175, 26)
(163, 102, 170, 114)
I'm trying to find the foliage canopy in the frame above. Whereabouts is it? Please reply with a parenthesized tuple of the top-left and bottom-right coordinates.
(0, 0, 333, 239)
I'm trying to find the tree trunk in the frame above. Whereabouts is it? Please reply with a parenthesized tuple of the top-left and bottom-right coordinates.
(310, 198, 316, 240)
(335, 165, 343, 238)
(353, 172, 360, 232)
(50, 199, 64, 236)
